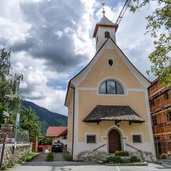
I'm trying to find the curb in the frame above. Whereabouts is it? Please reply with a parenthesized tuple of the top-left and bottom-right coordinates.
(105, 162, 148, 166)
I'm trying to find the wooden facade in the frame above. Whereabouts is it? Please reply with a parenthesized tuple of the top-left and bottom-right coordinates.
(148, 80, 171, 156)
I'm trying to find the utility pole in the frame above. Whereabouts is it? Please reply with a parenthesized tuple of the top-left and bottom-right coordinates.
(0, 111, 10, 170)
(5, 94, 21, 164)
(0, 134, 7, 170)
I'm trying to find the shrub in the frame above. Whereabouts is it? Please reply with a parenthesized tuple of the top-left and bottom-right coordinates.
(17, 152, 37, 164)
(115, 150, 129, 156)
(106, 156, 122, 163)
(160, 154, 167, 159)
(121, 158, 130, 163)
(63, 152, 73, 161)
(1, 162, 15, 170)
(2, 152, 37, 170)
(130, 156, 141, 163)
(46, 153, 54, 161)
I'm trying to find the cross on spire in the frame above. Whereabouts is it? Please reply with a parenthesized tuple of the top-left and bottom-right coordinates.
(101, 3, 105, 17)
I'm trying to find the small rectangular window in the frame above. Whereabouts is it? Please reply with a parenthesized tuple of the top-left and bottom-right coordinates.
(62, 135, 67, 139)
(132, 135, 142, 143)
(152, 115, 157, 125)
(149, 100, 155, 107)
(87, 135, 96, 143)
(167, 111, 171, 122)
(164, 92, 169, 100)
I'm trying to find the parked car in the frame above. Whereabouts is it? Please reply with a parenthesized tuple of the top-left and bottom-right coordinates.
(51, 141, 63, 153)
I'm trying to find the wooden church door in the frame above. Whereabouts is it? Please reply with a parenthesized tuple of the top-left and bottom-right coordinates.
(109, 129, 121, 153)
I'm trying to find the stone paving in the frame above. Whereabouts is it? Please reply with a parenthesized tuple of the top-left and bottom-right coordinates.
(6, 163, 171, 171)
(6, 152, 171, 171)
(33, 152, 64, 162)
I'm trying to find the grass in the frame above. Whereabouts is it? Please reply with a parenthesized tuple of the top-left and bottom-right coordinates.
(46, 153, 54, 161)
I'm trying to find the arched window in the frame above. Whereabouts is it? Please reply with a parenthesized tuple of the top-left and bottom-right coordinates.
(105, 31, 110, 38)
(99, 80, 124, 94)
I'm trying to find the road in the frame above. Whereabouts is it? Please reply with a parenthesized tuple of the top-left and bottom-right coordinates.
(7, 162, 171, 171)
(6, 153, 171, 171)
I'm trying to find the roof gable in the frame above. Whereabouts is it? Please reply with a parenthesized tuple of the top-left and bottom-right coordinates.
(65, 38, 150, 106)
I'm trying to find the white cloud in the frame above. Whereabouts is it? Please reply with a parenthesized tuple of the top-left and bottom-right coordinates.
(55, 31, 63, 38)
(33, 87, 67, 114)
(0, 0, 30, 45)
(0, 0, 155, 115)
(10, 51, 68, 114)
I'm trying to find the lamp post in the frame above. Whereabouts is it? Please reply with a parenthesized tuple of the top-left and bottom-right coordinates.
(5, 94, 21, 163)
(14, 113, 20, 148)
(0, 111, 9, 170)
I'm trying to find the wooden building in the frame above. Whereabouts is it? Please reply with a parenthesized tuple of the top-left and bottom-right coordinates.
(148, 80, 171, 156)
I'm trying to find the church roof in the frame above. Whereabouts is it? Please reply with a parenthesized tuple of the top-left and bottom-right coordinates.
(98, 16, 115, 25)
(83, 105, 144, 123)
(93, 16, 118, 37)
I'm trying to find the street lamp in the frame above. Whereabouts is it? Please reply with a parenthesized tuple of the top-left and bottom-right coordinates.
(5, 94, 21, 162)
(0, 111, 10, 169)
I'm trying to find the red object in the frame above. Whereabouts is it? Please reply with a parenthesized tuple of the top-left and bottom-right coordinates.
(37, 145, 45, 149)
(5, 134, 8, 144)
(37, 145, 45, 152)
(46, 126, 67, 137)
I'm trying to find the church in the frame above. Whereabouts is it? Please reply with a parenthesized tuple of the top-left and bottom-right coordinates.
(65, 11, 155, 159)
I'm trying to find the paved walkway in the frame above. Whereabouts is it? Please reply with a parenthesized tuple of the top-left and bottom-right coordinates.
(7, 162, 171, 171)
(33, 152, 64, 162)
(6, 153, 171, 171)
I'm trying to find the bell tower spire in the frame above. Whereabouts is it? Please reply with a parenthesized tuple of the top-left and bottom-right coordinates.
(101, 3, 105, 17)
(93, 4, 118, 52)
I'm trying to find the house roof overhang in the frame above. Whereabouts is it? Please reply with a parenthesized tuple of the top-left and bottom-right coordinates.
(46, 126, 67, 138)
(83, 105, 144, 123)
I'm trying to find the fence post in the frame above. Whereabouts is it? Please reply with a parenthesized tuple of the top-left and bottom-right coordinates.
(0, 134, 7, 170)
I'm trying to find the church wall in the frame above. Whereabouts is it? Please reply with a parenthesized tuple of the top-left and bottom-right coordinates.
(78, 89, 149, 142)
(80, 49, 144, 89)
(67, 94, 73, 151)
(72, 88, 155, 157)
(66, 16, 155, 159)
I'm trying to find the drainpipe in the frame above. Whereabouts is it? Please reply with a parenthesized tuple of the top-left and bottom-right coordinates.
(70, 86, 75, 159)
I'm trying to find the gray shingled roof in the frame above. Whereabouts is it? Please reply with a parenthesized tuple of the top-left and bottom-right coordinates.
(97, 16, 115, 26)
(93, 16, 118, 37)
(83, 105, 144, 123)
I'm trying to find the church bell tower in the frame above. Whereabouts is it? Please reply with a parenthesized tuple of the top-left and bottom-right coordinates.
(93, 6, 118, 52)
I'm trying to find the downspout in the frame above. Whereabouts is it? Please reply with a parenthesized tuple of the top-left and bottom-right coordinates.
(70, 86, 75, 159)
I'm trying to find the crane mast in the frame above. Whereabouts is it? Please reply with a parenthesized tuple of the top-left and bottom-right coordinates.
(115, 0, 131, 25)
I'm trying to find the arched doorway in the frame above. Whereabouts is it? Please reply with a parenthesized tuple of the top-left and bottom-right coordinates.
(108, 129, 121, 153)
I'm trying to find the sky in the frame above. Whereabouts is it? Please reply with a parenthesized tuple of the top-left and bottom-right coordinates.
(0, 0, 155, 115)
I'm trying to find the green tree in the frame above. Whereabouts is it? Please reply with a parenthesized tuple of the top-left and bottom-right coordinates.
(20, 107, 41, 140)
(0, 48, 23, 124)
(130, 0, 171, 86)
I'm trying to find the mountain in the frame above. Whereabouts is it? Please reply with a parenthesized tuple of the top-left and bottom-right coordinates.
(21, 100, 67, 135)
